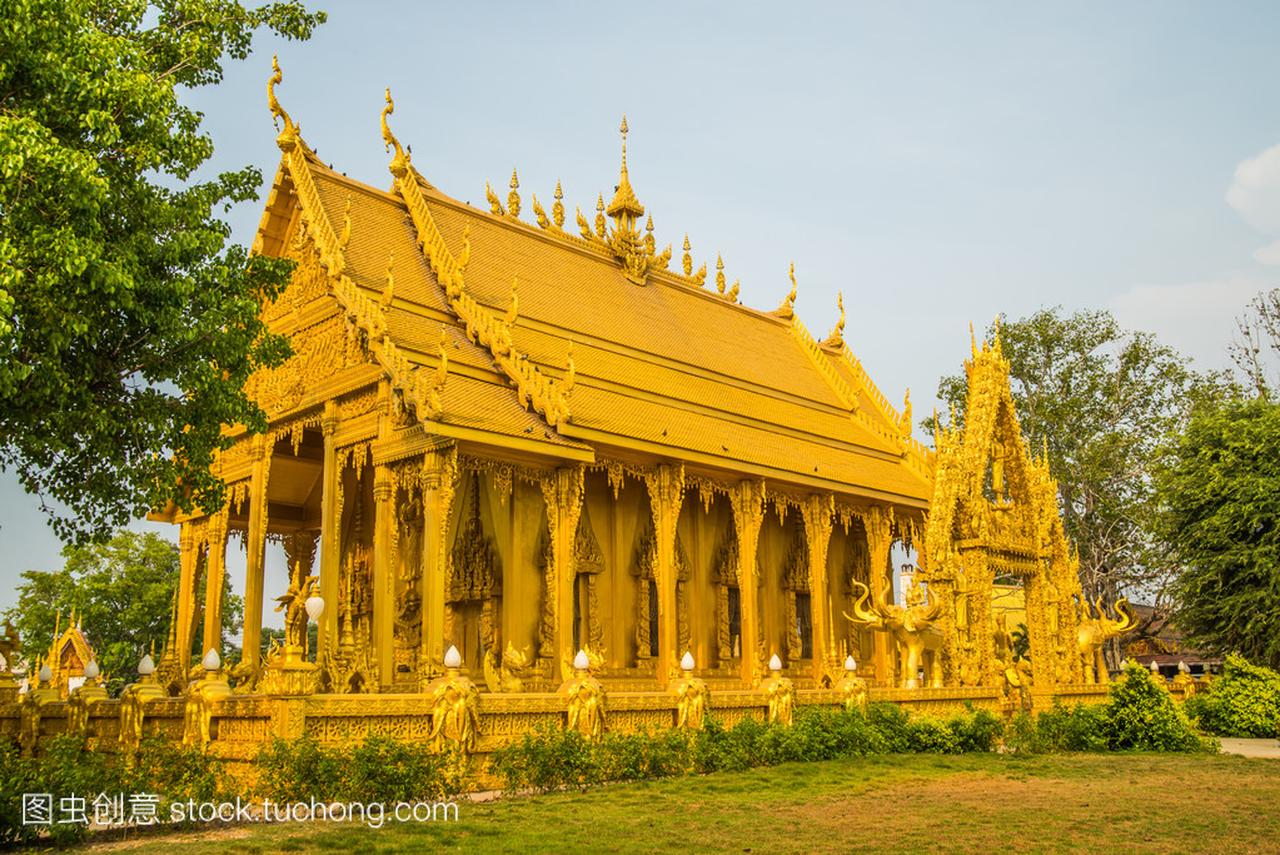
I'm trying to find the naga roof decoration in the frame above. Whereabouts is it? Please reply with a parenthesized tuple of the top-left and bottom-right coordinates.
(250, 60, 936, 502)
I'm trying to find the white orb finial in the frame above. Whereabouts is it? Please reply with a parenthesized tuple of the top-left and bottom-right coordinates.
(137, 654, 156, 676)
(444, 645, 462, 669)
(202, 649, 221, 671)
(38, 663, 52, 682)
(83, 659, 100, 680)
(768, 653, 782, 672)
(844, 655, 857, 672)
(1178, 660, 1189, 673)
(305, 595, 325, 621)
(680, 651, 695, 672)
(573, 649, 590, 671)
(1150, 660, 1159, 673)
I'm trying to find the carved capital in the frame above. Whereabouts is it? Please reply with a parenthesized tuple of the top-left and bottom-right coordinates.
(730, 479, 767, 542)
(373, 469, 394, 502)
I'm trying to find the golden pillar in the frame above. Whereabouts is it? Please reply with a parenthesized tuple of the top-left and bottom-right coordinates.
(372, 465, 395, 689)
(801, 493, 835, 680)
(863, 505, 893, 685)
(644, 463, 685, 685)
(541, 465, 584, 683)
(200, 511, 229, 656)
(419, 444, 457, 684)
(242, 435, 271, 673)
(175, 521, 198, 667)
(318, 401, 340, 652)
(730, 479, 766, 685)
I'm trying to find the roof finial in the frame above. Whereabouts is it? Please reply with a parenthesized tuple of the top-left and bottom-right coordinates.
(381, 88, 409, 178)
(969, 321, 977, 360)
(644, 214, 655, 255)
(825, 291, 846, 347)
(505, 276, 519, 326)
(267, 55, 299, 150)
(682, 235, 692, 277)
(380, 254, 395, 308)
(553, 180, 565, 229)
(715, 254, 726, 294)
(485, 181, 504, 216)
(775, 262, 797, 319)
(620, 114, 629, 170)
(992, 315, 1003, 354)
(595, 193, 607, 239)
(508, 168, 521, 219)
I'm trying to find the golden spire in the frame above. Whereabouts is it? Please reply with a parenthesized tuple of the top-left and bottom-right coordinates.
(381, 88, 409, 178)
(553, 180, 565, 229)
(267, 55, 300, 151)
(775, 262, 797, 319)
(715, 254, 726, 294)
(682, 235, 692, 277)
(969, 321, 977, 360)
(594, 193, 607, 239)
(607, 114, 645, 222)
(900, 389, 913, 437)
(993, 315, 1003, 354)
(644, 214, 655, 255)
(508, 168, 521, 219)
(727, 280, 740, 302)
(577, 206, 594, 240)
(380, 255, 395, 308)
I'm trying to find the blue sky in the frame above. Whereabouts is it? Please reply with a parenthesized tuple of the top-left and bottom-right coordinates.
(4, 1, 1280, 615)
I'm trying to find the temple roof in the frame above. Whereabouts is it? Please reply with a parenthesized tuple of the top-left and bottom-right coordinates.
(253, 65, 934, 505)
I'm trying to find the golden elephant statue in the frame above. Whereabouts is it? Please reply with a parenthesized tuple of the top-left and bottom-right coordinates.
(1077, 596, 1137, 684)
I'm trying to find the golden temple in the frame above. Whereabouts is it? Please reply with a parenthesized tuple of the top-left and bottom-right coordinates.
(2, 60, 1147, 771)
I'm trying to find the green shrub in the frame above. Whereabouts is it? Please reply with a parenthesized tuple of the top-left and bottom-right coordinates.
(1034, 702, 1108, 752)
(490, 724, 601, 792)
(254, 736, 346, 803)
(1103, 662, 1214, 752)
(0, 734, 132, 846)
(865, 702, 911, 752)
(345, 737, 458, 803)
(1185, 654, 1280, 737)
(1002, 710, 1044, 754)
(947, 706, 1004, 753)
(692, 718, 755, 774)
(904, 716, 960, 754)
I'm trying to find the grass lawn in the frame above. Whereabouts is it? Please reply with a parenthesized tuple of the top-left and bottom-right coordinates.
(79, 752, 1279, 854)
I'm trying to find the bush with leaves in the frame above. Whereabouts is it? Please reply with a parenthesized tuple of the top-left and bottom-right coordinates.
(254, 735, 458, 804)
(1184, 654, 1280, 737)
(1104, 661, 1214, 751)
(1032, 702, 1109, 752)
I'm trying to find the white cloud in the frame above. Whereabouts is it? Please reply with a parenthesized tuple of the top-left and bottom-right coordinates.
(1227, 144, 1280, 263)
(1110, 276, 1267, 369)
(1255, 240, 1280, 266)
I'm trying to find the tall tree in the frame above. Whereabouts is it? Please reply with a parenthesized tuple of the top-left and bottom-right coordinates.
(1159, 398, 1280, 669)
(931, 308, 1218, 615)
(3, 530, 242, 680)
(1231, 288, 1280, 399)
(0, 0, 324, 542)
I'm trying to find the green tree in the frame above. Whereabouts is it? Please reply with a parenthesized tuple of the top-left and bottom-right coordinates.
(3, 530, 242, 680)
(1159, 398, 1280, 669)
(0, 0, 324, 542)
(931, 308, 1219, 615)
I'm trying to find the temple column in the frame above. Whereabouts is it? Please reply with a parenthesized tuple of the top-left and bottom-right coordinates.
(864, 505, 894, 685)
(242, 435, 271, 673)
(540, 465, 584, 683)
(730, 479, 766, 685)
(201, 510, 230, 656)
(175, 522, 198, 666)
(318, 401, 340, 653)
(372, 465, 395, 690)
(644, 464, 685, 685)
(802, 493, 835, 681)
(419, 444, 458, 685)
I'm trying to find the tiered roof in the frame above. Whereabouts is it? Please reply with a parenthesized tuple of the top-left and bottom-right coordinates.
(253, 60, 934, 505)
